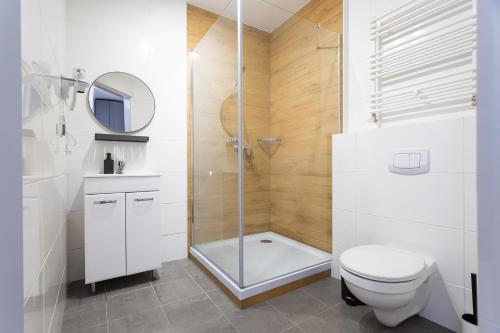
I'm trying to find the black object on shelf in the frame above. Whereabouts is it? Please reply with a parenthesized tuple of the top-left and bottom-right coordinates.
(462, 273, 478, 326)
(95, 133, 149, 143)
(104, 153, 114, 174)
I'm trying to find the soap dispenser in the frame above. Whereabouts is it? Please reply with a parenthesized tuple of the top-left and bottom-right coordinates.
(104, 153, 114, 174)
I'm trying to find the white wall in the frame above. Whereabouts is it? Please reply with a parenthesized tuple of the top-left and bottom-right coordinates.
(21, 0, 69, 331)
(0, 0, 23, 331)
(344, 0, 475, 132)
(332, 117, 477, 331)
(477, 0, 500, 331)
(338, 0, 478, 331)
(65, 0, 188, 282)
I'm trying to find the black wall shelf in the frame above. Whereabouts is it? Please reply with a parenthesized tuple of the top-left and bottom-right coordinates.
(94, 133, 149, 143)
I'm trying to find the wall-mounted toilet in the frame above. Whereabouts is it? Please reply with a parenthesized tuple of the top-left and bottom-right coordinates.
(340, 245, 436, 327)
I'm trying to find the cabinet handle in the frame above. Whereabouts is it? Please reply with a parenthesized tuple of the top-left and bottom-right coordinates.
(134, 198, 154, 202)
(94, 200, 117, 205)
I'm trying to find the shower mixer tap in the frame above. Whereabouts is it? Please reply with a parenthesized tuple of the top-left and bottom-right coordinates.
(232, 143, 254, 168)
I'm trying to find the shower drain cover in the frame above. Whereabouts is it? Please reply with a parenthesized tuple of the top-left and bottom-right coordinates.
(260, 239, 273, 243)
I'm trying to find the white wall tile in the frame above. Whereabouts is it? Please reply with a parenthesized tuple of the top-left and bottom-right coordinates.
(346, 0, 372, 76)
(333, 115, 475, 330)
(465, 231, 478, 289)
(68, 136, 150, 174)
(357, 173, 463, 229)
(65, 0, 188, 279)
(464, 173, 477, 231)
(333, 172, 356, 211)
(347, 56, 372, 101)
(356, 214, 464, 286)
(356, 118, 463, 173)
(464, 116, 477, 173)
(22, 0, 69, 330)
(24, 273, 44, 333)
(332, 210, 356, 279)
(345, 0, 478, 132)
(23, 197, 43, 299)
(346, 98, 374, 133)
(42, 224, 66, 333)
(332, 133, 356, 171)
(161, 172, 188, 204)
(341, 0, 478, 330)
(148, 140, 187, 173)
(161, 233, 188, 262)
(67, 173, 84, 212)
(161, 202, 188, 235)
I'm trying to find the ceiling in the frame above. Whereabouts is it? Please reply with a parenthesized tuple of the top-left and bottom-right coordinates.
(187, 0, 311, 33)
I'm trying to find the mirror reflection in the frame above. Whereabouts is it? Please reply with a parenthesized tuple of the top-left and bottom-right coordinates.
(220, 93, 238, 137)
(88, 72, 155, 132)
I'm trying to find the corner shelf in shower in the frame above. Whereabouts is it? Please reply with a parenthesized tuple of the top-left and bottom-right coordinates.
(257, 137, 281, 145)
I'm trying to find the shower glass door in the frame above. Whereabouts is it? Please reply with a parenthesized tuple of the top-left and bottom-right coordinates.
(190, 2, 242, 286)
(191, 0, 340, 289)
(240, 4, 341, 287)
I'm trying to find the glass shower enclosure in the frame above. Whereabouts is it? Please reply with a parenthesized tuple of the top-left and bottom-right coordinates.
(189, 0, 341, 300)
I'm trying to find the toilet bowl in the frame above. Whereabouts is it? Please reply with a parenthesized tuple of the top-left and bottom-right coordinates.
(340, 245, 436, 327)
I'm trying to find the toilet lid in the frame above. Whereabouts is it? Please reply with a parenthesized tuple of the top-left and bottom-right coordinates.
(340, 245, 426, 282)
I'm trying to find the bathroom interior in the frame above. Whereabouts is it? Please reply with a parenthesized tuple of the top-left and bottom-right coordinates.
(8, 0, 499, 332)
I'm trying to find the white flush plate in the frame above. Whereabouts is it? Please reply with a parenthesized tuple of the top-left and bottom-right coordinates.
(389, 149, 429, 175)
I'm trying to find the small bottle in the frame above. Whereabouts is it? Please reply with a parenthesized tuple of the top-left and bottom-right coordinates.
(104, 153, 114, 174)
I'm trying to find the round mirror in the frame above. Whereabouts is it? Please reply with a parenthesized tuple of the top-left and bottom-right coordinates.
(220, 93, 237, 137)
(88, 72, 155, 132)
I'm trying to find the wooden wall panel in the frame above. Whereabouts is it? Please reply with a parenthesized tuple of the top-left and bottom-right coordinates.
(269, 0, 342, 252)
(297, 0, 343, 32)
(187, 5, 218, 51)
(187, 0, 342, 253)
(187, 6, 271, 245)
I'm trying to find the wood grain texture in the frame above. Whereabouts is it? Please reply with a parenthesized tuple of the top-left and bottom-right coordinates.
(269, 0, 342, 253)
(187, 9, 271, 244)
(187, 1, 343, 253)
(187, 5, 218, 51)
(297, 0, 343, 32)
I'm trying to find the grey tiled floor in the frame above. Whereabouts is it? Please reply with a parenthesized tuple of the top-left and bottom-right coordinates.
(62, 259, 454, 333)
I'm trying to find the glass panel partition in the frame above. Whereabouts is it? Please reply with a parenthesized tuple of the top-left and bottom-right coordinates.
(190, 8, 242, 285)
(241, 11, 341, 287)
(190, 0, 340, 289)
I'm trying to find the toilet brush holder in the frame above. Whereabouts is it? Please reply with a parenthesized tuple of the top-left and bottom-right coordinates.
(462, 273, 478, 333)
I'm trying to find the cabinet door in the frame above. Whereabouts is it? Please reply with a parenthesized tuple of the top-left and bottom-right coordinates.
(84, 193, 126, 283)
(126, 191, 161, 275)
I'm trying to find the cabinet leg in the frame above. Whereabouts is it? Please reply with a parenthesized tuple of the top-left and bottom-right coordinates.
(89, 283, 96, 295)
(151, 269, 157, 281)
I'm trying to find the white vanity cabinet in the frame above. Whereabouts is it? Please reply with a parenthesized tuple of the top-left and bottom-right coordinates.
(84, 174, 161, 288)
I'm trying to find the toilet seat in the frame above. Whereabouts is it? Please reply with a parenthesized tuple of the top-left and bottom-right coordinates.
(340, 245, 426, 283)
(339, 245, 436, 327)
